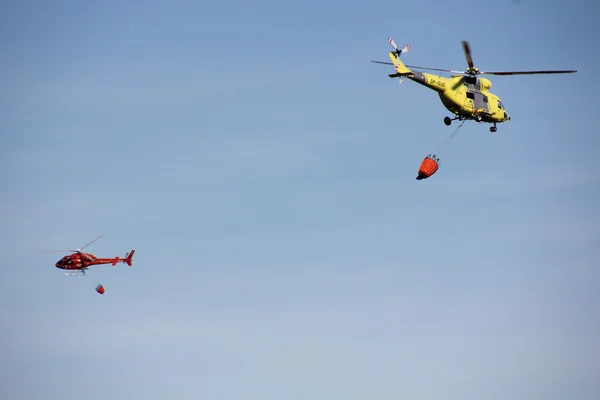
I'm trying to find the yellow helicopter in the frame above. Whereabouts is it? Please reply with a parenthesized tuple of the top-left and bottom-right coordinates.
(372, 38, 577, 132)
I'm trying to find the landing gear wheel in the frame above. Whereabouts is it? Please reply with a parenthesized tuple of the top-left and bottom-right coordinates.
(490, 126, 497, 132)
(444, 116, 452, 126)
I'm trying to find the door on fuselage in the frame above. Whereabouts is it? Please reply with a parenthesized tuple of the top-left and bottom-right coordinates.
(465, 91, 475, 112)
(465, 91, 489, 114)
(476, 93, 489, 113)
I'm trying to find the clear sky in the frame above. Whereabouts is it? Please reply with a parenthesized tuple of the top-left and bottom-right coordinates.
(2, 0, 599, 399)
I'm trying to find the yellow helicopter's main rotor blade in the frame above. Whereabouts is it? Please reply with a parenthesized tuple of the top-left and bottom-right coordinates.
(462, 40, 475, 70)
(370, 61, 465, 75)
(405, 65, 466, 74)
(479, 70, 578, 76)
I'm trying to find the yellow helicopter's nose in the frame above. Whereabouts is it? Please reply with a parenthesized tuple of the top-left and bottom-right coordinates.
(504, 112, 511, 121)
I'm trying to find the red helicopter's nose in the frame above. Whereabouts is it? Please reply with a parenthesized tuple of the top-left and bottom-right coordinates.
(55, 256, 69, 269)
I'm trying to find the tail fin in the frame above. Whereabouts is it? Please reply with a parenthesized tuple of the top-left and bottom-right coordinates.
(125, 250, 135, 266)
(388, 52, 412, 77)
(111, 250, 135, 266)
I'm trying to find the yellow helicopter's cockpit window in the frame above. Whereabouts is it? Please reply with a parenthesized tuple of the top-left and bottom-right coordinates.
(497, 100, 503, 109)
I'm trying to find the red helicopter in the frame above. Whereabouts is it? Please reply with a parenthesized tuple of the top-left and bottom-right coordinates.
(40, 235, 135, 294)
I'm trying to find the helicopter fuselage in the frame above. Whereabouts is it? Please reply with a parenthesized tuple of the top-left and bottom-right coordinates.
(403, 71, 511, 124)
(55, 253, 125, 270)
(54, 250, 134, 271)
(55, 253, 99, 270)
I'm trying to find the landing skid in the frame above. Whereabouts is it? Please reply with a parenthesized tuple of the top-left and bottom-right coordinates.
(444, 116, 498, 132)
(65, 269, 87, 276)
(444, 116, 464, 126)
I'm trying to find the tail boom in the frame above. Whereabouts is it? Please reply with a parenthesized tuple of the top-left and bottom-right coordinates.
(384, 43, 450, 92)
(387, 52, 451, 93)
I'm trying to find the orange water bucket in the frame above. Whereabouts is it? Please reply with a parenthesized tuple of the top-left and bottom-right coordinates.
(95, 285, 105, 295)
(416, 155, 439, 180)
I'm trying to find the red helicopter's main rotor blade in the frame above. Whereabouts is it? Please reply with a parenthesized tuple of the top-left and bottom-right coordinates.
(80, 253, 95, 262)
(40, 235, 103, 254)
(480, 69, 578, 75)
(38, 249, 94, 262)
(79, 235, 103, 251)
(462, 41, 474, 70)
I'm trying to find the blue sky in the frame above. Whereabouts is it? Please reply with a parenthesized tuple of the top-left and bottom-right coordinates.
(2, 0, 599, 399)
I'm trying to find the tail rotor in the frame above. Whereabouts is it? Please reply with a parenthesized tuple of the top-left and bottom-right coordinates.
(388, 37, 411, 57)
